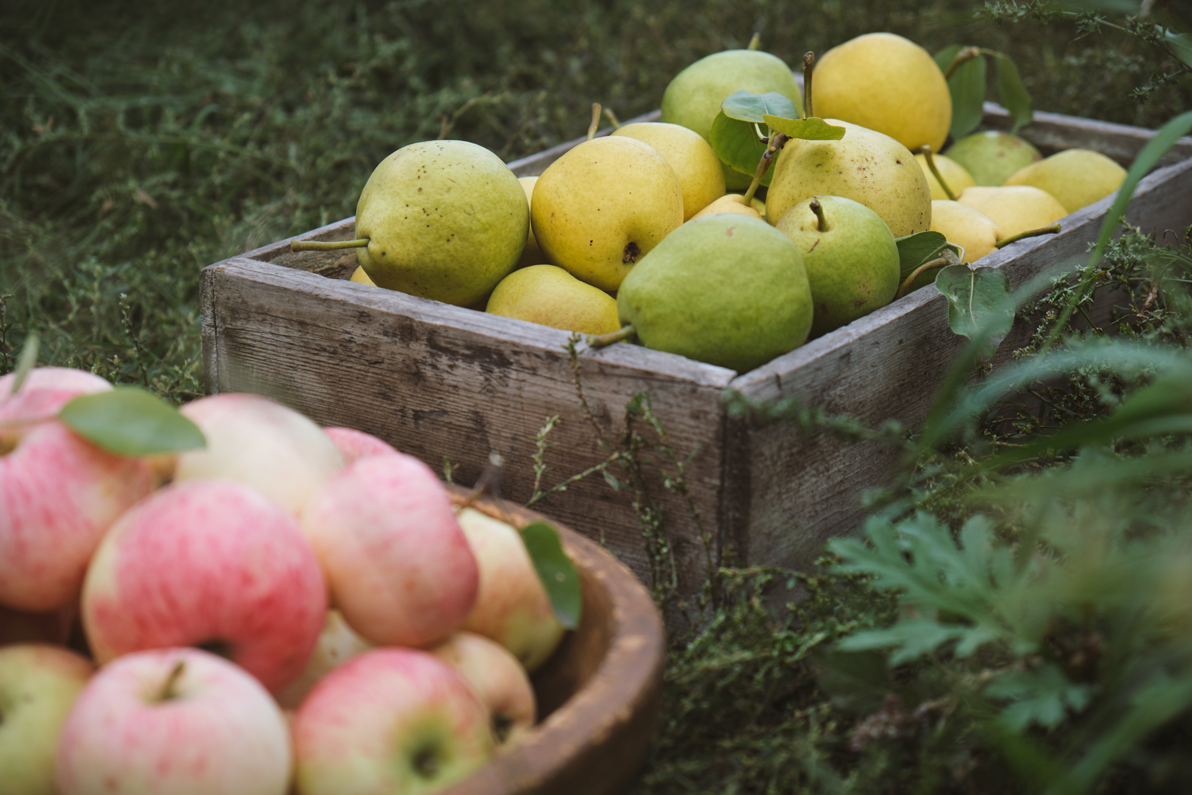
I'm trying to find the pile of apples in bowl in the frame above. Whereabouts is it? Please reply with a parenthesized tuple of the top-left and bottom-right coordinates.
(0, 363, 664, 795)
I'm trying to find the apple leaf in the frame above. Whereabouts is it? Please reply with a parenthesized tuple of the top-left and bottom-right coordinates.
(8, 332, 39, 395)
(993, 53, 1033, 133)
(762, 115, 846, 140)
(719, 90, 800, 124)
(521, 521, 582, 630)
(934, 264, 1014, 360)
(59, 387, 207, 457)
(896, 231, 963, 289)
(709, 111, 775, 187)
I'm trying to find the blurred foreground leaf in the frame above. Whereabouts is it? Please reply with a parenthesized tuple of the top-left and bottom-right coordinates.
(59, 387, 206, 456)
(521, 521, 582, 630)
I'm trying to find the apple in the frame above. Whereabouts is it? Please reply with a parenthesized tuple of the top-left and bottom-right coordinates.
(0, 366, 112, 445)
(322, 426, 398, 464)
(55, 647, 292, 795)
(1, 419, 154, 611)
(292, 647, 495, 795)
(299, 453, 478, 648)
(81, 478, 327, 693)
(430, 631, 537, 748)
(457, 507, 566, 673)
(168, 393, 343, 515)
(0, 643, 95, 795)
(274, 610, 373, 710)
(0, 602, 76, 647)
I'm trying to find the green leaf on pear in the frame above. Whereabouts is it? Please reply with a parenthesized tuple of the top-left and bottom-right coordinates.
(58, 387, 206, 457)
(521, 521, 582, 630)
(933, 43, 962, 74)
(8, 332, 39, 395)
(709, 111, 775, 187)
(719, 90, 800, 124)
(896, 231, 962, 285)
(934, 264, 1014, 360)
(762, 115, 846, 140)
(993, 53, 1033, 133)
(945, 48, 987, 141)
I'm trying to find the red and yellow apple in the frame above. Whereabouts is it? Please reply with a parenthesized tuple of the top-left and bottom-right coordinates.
(430, 630, 537, 748)
(322, 426, 398, 464)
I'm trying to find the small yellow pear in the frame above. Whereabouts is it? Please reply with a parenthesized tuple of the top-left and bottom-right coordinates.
(612, 122, 726, 221)
(349, 266, 376, 285)
(929, 200, 1003, 263)
(812, 32, 952, 154)
(689, 194, 763, 222)
(957, 185, 1068, 238)
(914, 153, 976, 201)
(486, 264, 621, 336)
(1003, 148, 1127, 214)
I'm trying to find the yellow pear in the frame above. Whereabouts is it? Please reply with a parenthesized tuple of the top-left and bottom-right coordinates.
(957, 185, 1068, 238)
(929, 200, 1003, 263)
(689, 194, 763, 222)
(812, 32, 952, 154)
(767, 120, 932, 238)
(531, 135, 684, 293)
(914, 153, 976, 201)
(1003, 148, 1127, 214)
(517, 176, 546, 266)
(943, 130, 1042, 186)
(611, 122, 726, 221)
(486, 265, 620, 335)
(349, 266, 375, 285)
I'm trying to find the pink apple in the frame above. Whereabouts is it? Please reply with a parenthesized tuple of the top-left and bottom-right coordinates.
(0, 367, 112, 444)
(430, 630, 537, 748)
(457, 507, 565, 673)
(169, 393, 344, 515)
(292, 647, 495, 795)
(299, 453, 478, 648)
(0, 602, 76, 647)
(56, 647, 291, 795)
(1, 419, 154, 611)
(0, 643, 95, 795)
(322, 426, 398, 464)
(81, 478, 327, 693)
(274, 610, 373, 710)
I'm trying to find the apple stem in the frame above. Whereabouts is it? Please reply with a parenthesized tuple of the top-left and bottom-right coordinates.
(809, 199, 829, 232)
(586, 324, 636, 350)
(157, 659, 186, 702)
(743, 132, 788, 207)
(802, 52, 815, 120)
(290, 238, 369, 253)
(895, 249, 961, 299)
(747, 33, 761, 51)
(995, 222, 1062, 248)
(943, 46, 983, 81)
(587, 103, 601, 142)
(603, 108, 622, 130)
(918, 146, 957, 202)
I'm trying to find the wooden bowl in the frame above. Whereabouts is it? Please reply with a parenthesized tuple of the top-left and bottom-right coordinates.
(443, 484, 667, 795)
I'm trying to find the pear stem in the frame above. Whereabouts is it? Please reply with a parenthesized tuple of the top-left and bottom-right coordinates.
(157, 660, 186, 703)
(587, 104, 601, 141)
(943, 47, 983, 81)
(895, 249, 961, 300)
(586, 325, 636, 349)
(291, 238, 369, 253)
(747, 33, 761, 51)
(918, 146, 957, 201)
(995, 223, 1062, 248)
(802, 52, 815, 119)
(809, 199, 828, 232)
(603, 108, 622, 130)
(743, 133, 787, 207)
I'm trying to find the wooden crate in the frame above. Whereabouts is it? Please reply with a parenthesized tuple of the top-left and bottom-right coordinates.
(200, 107, 1192, 608)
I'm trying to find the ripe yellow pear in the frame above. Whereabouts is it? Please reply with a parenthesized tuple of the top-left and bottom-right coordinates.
(611, 122, 726, 221)
(517, 176, 546, 266)
(944, 130, 1042, 186)
(349, 266, 375, 285)
(660, 48, 803, 191)
(813, 32, 952, 154)
(914, 153, 976, 201)
(485, 265, 620, 335)
(929, 200, 1003, 263)
(767, 120, 932, 238)
(531, 135, 684, 293)
(689, 194, 763, 222)
(1003, 148, 1127, 214)
(957, 185, 1068, 238)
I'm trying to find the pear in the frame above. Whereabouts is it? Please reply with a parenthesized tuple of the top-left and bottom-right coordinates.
(349, 266, 375, 286)
(775, 196, 901, 337)
(812, 32, 952, 155)
(1003, 148, 1127, 214)
(531, 135, 684, 293)
(957, 185, 1068, 238)
(486, 265, 620, 335)
(611, 122, 726, 221)
(914, 153, 976, 201)
(766, 120, 932, 238)
(660, 48, 803, 191)
(517, 176, 546, 266)
(944, 130, 1043, 186)
(930, 200, 1003, 269)
(689, 194, 764, 222)
(615, 214, 813, 372)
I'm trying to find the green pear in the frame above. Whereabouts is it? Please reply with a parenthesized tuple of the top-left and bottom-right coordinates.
(660, 48, 803, 191)
(486, 265, 620, 336)
(517, 176, 546, 267)
(957, 185, 1067, 238)
(615, 214, 813, 372)
(305, 140, 528, 307)
(943, 130, 1043, 186)
(1003, 148, 1127, 214)
(775, 196, 901, 337)
(766, 120, 932, 238)
(611, 122, 726, 221)
(531, 135, 684, 293)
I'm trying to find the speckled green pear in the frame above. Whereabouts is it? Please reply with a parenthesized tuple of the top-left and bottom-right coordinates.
(616, 214, 813, 373)
(354, 140, 528, 307)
